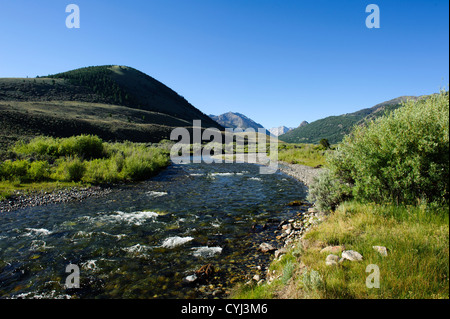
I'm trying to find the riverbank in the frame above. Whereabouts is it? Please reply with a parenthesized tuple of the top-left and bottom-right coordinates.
(211, 153, 323, 187)
(0, 184, 113, 213)
(232, 200, 449, 299)
(277, 161, 322, 187)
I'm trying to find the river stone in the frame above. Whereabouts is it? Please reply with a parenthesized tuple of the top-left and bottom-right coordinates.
(320, 245, 345, 254)
(325, 254, 339, 266)
(258, 243, 276, 253)
(274, 248, 287, 259)
(373, 246, 388, 257)
(184, 274, 197, 283)
(341, 250, 363, 262)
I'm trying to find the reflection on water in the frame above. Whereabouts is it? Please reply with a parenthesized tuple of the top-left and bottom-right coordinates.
(0, 161, 307, 299)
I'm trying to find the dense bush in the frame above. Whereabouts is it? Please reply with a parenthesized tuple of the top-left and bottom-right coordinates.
(52, 157, 86, 182)
(309, 90, 449, 209)
(0, 160, 30, 181)
(307, 169, 352, 211)
(14, 135, 105, 160)
(27, 161, 51, 182)
(1, 135, 170, 185)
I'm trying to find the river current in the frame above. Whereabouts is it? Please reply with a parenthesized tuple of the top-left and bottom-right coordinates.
(0, 159, 308, 299)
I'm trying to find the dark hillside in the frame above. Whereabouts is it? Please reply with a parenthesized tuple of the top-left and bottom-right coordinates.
(0, 65, 223, 149)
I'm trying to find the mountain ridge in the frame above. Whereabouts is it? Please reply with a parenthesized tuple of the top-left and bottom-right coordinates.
(0, 65, 224, 148)
(279, 96, 423, 144)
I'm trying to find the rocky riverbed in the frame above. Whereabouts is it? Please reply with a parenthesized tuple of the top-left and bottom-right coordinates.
(234, 161, 326, 289)
(183, 161, 326, 297)
(0, 186, 113, 213)
(277, 161, 323, 187)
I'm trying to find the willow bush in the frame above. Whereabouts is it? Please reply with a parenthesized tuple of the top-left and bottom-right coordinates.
(309, 90, 449, 209)
(2, 136, 170, 185)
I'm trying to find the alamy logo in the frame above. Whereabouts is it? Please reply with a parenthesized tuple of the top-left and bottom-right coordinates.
(366, 264, 380, 288)
(170, 120, 278, 174)
(66, 4, 80, 29)
(366, 4, 380, 29)
(65, 264, 80, 289)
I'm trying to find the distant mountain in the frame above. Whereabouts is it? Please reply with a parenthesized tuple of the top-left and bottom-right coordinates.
(0, 65, 223, 147)
(279, 96, 421, 144)
(268, 126, 293, 137)
(210, 112, 266, 131)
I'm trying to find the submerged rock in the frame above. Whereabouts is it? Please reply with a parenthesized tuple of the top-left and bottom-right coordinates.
(184, 274, 198, 283)
(287, 200, 303, 207)
(258, 243, 276, 253)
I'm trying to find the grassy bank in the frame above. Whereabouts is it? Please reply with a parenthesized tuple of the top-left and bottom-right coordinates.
(277, 143, 329, 167)
(232, 201, 449, 299)
(0, 135, 171, 200)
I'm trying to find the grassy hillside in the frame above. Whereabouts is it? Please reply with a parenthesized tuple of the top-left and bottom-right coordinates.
(0, 65, 223, 148)
(279, 96, 420, 144)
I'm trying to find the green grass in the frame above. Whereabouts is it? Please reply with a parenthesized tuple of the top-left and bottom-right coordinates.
(277, 143, 329, 167)
(232, 201, 449, 299)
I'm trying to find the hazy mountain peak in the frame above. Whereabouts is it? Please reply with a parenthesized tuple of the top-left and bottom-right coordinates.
(268, 126, 293, 137)
(209, 112, 265, 131)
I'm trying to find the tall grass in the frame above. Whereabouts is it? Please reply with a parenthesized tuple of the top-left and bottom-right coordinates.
(232, 201, 449, 299)
(299, 202, 449, 299)
(277, 143, 328, 167)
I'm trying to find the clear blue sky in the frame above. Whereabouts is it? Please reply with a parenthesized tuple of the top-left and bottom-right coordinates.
(0, 0, 448, 129)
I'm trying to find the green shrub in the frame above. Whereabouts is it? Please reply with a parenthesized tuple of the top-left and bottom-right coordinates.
(0, 160, 30, 181)
(14, 135, 105, 160)
(313, 90, 449, 209)
(52, 157, 86, 182)
(27, 161, 51, 182)
(5, 136, 170, 185)
(13, 136, 60, 157)
(83, 157, 122, 184)
(319, 138, 330, 150)
(59, 135, 105, 159)
(122, 153, 155, 181)
(307, 169, 352, 211)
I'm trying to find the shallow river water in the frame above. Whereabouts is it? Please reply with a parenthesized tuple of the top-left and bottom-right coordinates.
(0, 159, 308, 299)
